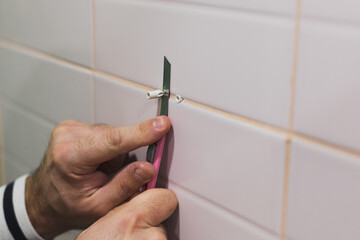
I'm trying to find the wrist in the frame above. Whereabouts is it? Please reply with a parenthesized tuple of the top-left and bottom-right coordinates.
(25, 175, 67, 239)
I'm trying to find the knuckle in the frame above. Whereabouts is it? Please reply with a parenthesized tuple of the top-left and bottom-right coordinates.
(51, 143, 71, 164)
(137, 122, 147, 137)
(51, 125, 67, 139)
(106, 128, 122, 147)
(146, 228, 167, 240)
(124, 211, 143, 226)
(154, 232, 167, 240)
(118, 181, 133, 197)
(89, 204, 107, 219)
(60, 119, 79, 126)
(167, 190, 178, 206)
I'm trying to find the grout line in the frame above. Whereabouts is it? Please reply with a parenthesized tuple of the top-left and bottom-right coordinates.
(1, 37, 360, 160)
(280, 138, 292, 240)
(287, 5, 301, 133)
(281, 0, 302, 239)
(151, 0, 295, 20)
(182, 98, 289, 136)
(91, 0, 96, 69)
(0, 39, 91, 73)
(2, 97, 57, 128)
(292, 133, 360, 159)
(0, 95, 5, 184)
(94, 70, 154, 92)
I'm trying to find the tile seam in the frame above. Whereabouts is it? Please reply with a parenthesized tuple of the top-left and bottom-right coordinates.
(281, 0, 302, 239)
(1, 37, 360, 159)
(0, 39, 91, 73)
(0, 95, 5, 184)
(2, 97, 56, 127)
(292, 133, 360, 159)
(142, 0, 295, 20)
(158, 176, 280, 238)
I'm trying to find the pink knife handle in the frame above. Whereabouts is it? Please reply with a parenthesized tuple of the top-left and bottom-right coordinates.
(146, 135, 166, 190)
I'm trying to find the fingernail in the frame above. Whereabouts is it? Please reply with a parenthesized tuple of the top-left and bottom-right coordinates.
(153, 117, 165, 130)
(134, 168, 153, 182)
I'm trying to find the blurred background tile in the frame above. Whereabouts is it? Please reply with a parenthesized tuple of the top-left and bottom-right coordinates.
(0, 0, 92, 66)
(294, 20, 360, 152)
(287, 139, 360, 240)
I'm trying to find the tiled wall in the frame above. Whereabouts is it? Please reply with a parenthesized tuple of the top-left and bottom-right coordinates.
(0, 0, 359, 240)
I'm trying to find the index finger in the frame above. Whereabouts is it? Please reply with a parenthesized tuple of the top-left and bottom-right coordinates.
(73, 116, 171, 166)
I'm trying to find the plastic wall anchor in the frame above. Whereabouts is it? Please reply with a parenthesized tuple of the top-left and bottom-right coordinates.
(175, 95, 184, 103)
(147, 89, 164, 99)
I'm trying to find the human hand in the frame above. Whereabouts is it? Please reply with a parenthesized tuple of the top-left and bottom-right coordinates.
(77, 189, 178, 240)
(25, 116, 171, 239)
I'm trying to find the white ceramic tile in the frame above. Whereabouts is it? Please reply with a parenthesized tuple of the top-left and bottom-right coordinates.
(0, 0, 92, 66)
(95, 74, 158, 161)
(95, 75, 158, 127)
(287, 139, 360, 240)
(95, 74, 286, 233)
(2, 99, 54, 169)
(0, 45, 93, 124)
(4, 151, 32, 183)
(293, 20, 360, 152)
(54, 230, 81, 240)
(166, 99, 286, 234)
(157, 180, 279, 240)
(302, 0, 360, 24)
(95, 0, 293, 128)
(165, 0, 295, 16)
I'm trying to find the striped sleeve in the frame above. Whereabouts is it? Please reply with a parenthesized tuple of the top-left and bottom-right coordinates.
(0, 175, 45, 240)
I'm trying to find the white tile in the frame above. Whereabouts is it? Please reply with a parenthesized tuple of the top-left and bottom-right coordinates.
(293, 20, 360, 152)
(0, 0, 92, 66)
(287, 139, 360, 240)
(2, 99, 54, 169)
(95, 74, 158, 161)
(165, 0, 295, 16)
(95, 74, 158, 127)
(158, 180, 279, 240)
(95, 0, 294, 128)
(4, 151, 32, 184)
(54, 230, 81, 240)
(95, 74, 286, 233)
(0, 45, 93, 124)
(165, 99, 286, 234)
(302, 0, 360, 24)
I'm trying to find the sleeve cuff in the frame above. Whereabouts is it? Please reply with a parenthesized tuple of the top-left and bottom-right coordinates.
(1, 175, 44, 240)
(13, 174, 45, 240)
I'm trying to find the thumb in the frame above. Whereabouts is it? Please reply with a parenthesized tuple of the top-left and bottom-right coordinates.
(127, 189, 178, 227)
(74, 116, 171, 166)
(76, 189, 178, 240)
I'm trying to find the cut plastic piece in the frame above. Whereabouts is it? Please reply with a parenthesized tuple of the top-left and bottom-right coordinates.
(147, 89, 164, 99)
(175, 95, 184, 103)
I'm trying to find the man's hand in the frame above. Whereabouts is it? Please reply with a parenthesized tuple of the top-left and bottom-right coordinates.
(25, 116, 171, 239)
(77, 189, 178, 240)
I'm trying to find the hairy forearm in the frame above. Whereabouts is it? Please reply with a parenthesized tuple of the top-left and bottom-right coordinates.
(25, 175, 67, 239)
